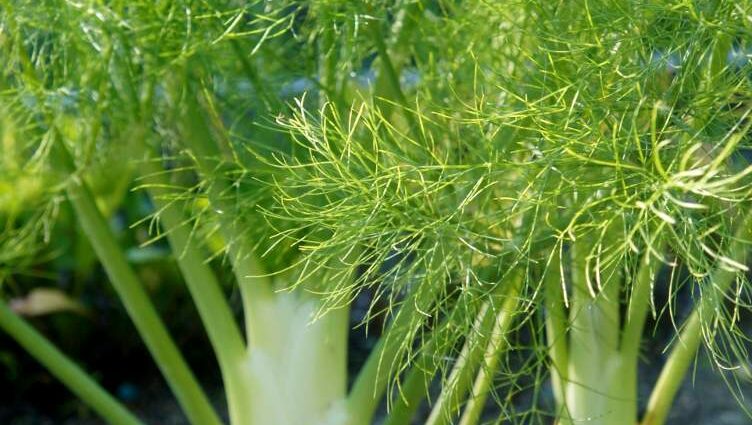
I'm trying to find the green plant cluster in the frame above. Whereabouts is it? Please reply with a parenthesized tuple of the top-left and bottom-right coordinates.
(1, 1, 752, 425)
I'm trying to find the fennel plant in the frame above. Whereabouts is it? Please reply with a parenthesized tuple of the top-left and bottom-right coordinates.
(1, 1, 752, 425)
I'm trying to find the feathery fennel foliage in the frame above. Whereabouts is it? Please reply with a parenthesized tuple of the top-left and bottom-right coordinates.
(1, 1, 752, 425)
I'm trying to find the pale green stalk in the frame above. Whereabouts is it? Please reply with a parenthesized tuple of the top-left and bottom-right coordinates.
(458, 283, 521, 425)
(175, 79, 350, 425)
(174, 85, 275, 346)
(543, 252, 569, 417)
(315, 4, 344, 110)
(142, 161, 252, 425)
(424, 306, 489, 425)
(382, 291, 486, 425)
(621, 241, 665, 360)
(58, 144, 222, 425)
(381, 358, 434, 425)
(348, 285, 435, 425)
(642, 212, 752, 425)
(365, 2, 421, 137)
(565, 233, 630, 425)
(368, 16, 408, 108)
(425, 271, 523, 425)
(616, 239, 666, 425)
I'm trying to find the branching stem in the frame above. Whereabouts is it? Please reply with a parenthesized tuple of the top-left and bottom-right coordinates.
(55, 143, 222, 425)
(142, 159, 252, 425)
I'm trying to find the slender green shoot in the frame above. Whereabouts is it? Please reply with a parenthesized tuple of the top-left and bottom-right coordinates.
(0, 299, 143, 425)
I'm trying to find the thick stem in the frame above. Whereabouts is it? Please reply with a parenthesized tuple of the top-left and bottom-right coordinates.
(458, 283, 522, 425)
(381, 359, 433, 425)
(615, 239, 666, 425)
(425, 305, 490, 425)
(382, 286, 492, 425)
(621, 240, 666, 359)
(566, 232, 632, 425)
(59, 148, 222, 425)
(144, 165, 251, 425)
(175, 85, 275, 346)
(315, 4, 344, 111)
(348, 285, 435, 425)
(173, 72, 349, 425)
(22, 43, 219, 421)
(641, 313, 703, 425)
(244, 291, 349, 425)
(543, 251, 569, 417)
(367, 11, 407, 108)
(0, 299, 143, 425)
(642, 212, 752, 425)
(426, 271, 523, 425)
